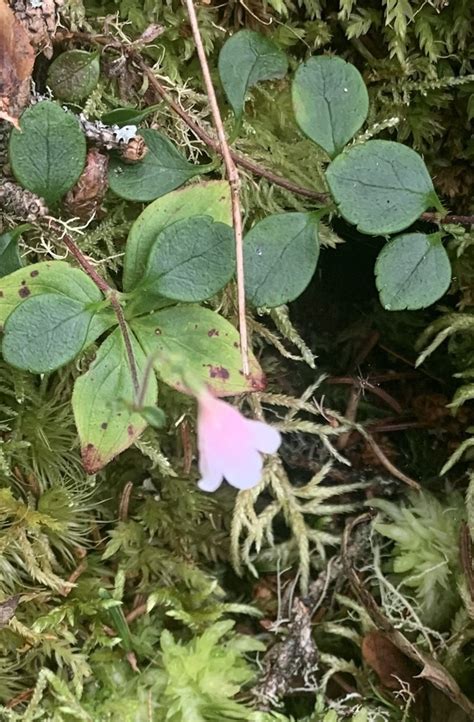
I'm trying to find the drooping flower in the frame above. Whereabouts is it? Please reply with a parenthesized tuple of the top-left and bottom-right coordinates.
(196, 389, 281, 492)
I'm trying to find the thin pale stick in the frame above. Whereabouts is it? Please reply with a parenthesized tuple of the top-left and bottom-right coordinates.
(182, 0, 249, 375)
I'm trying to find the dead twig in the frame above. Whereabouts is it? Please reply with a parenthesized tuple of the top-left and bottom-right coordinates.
(119, 481, 134, 521)
(363, 433, 421, 491)
(460, 522, 474, 602)
(6, 688, 34, 709)
(52, 30, 474, 228)
(327, 377, 403, 415)
(182, 0, 249, 375)
(125, 602, 148, 624)
(337, 385, 361, 451)
(60, 550, 88, 597)
(367, 420, 429, 433)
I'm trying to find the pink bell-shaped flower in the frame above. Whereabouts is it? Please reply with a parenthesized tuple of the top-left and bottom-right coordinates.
(196, 389, 281, 492)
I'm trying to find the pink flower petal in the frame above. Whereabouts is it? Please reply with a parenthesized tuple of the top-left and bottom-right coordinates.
(198, 473, 223, 492)
(223, 448, 263, 490)
(197, 447, 224, 492)
(195, 389, 282, 492)
(246, 420, 281, 454)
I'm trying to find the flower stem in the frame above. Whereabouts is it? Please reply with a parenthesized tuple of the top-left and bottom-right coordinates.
(182, 0, 249, 376)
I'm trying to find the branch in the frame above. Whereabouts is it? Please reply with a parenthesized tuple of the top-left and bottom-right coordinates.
(53, 30, 474, 227)
(181, 0, 249, 376)
(363, 433, 421, 491)
(54, 31, 329, 208)
(421, 211, 474, 225)
(58, 228, 111, 295)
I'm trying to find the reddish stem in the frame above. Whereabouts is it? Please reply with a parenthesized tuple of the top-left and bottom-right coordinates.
(47, 220, 140, 395)
(53, 30, 474, 227)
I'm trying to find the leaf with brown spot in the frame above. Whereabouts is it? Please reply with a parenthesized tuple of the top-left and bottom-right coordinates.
(0, 261, 115, 343)
(131, 305, 265, 396)
(73, 328, 158, 473)
(0, 0, 34, 125)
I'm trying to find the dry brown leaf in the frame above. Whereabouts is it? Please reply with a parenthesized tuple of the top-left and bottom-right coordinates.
(362, 630, 421, 692)
(134, 24, 165, 46)
(0, 0, 35, 125)
(64, 149, 109, 221)
(416, 659, 474, 718)
(120, 136, 148, 164)
(343, 515, 474, 720)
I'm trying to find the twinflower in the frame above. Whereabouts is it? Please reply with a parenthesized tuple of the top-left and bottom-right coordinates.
(196, 389, 281, 492)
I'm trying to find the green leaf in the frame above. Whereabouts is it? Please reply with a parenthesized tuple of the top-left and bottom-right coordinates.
(108, 129, 205, 202)
(132, 306, 265, 396)
(47, 50, 100, 102)
(0, 261, 115, 342)
(9, 101, 86, 205)
(292, 56, 369, 157)
(244, 213, 319, 307)
(124, 181, 232, 291)
(326, 140, 441, 235)
(72, 328, 158, 473)
(218, 30, 288, 119)
(2, 293, 95, 373)
(375, 232, 452, 311)
(139, 406, 166, 428)
(0, 225, 31, 277)
(101, 104, 161, 127)
(140, 215, 235, 303)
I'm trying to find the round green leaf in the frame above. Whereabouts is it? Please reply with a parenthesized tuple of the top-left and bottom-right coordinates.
(2, 293, 94, 373)
(292, 56, 369, 157)
(142, 215, 235, 303)
(0, 261, 115, 343)
(72, 328, 158, 474)
(47, 50, 100, 102)
(132, 306, 265, 396)
(326, 140, 441, 235)
(9, 101, 86, 205)
(108, 129, 205, 202)
(375, 232, 452, 311)
(124, 181, 232, 292)
(244, 213, 319, 307)
(218, 30, 288, 119)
